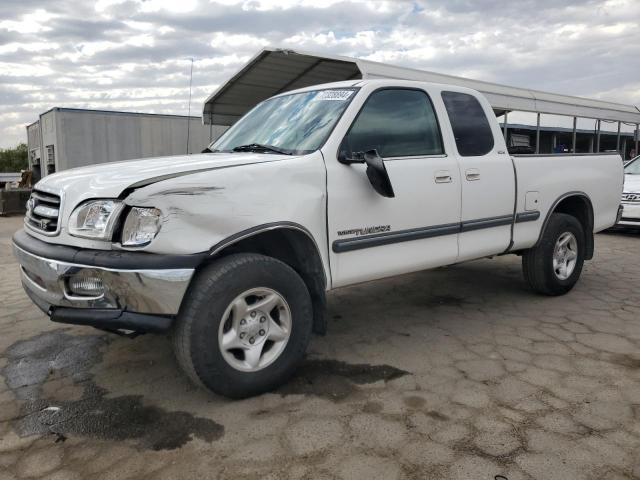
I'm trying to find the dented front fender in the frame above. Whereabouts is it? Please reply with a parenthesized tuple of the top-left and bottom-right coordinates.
(123, 152, 329, 267)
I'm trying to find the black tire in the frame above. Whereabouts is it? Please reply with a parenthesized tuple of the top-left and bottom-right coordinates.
(522, 213, 585, 296)
(172, 253, 313, 398)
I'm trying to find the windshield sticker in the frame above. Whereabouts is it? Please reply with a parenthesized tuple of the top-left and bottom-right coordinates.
(313, 90, 354, 101)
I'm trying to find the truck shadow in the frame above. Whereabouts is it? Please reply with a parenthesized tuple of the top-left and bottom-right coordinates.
(329, 256, 532, 315)
(600, 227, 640, 237)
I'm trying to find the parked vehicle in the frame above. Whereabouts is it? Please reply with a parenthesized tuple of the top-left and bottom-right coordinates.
(13, 79, 624, 398)
(618, 156, 640, 227)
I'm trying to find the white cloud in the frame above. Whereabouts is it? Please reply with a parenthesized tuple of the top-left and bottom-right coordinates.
(94, 0, 128, 13)
(362, 45, 438, 64)
(75, 34, 154, 57)
(211, 0, 367, 10)
(0, 42, 60, 54)
(96, 0, 198, 13)
(139, 0, 199, 13)
(195, 54, 252, 67)
(283, 30, 377, 50)
(0, 9, 55, 34)
(122, 20, 155, 31)
(210, 33, 269, 49)
(598, 22, 632, 35)
(0, 62, 54, 77)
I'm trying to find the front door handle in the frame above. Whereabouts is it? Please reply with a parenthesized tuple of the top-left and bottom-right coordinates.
(434, 171, 452, 183)
(465, 168, 481, 181)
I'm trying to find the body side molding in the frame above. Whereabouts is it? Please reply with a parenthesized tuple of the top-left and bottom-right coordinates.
(515, 211, 541, 223)
(460, 214, 513, 232)
(332, 211, 540, 253)
(332, 222, 460, 253)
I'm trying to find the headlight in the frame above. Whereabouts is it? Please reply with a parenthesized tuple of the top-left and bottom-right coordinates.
(121, 207, 162, 247)
(68, 200, 123, 240)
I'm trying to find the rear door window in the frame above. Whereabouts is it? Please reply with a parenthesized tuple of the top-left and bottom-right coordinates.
(341, 89, 443, 159)
(441, 91, 494, 156)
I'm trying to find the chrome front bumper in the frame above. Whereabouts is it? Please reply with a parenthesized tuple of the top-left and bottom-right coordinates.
(13, 239, 195, 317)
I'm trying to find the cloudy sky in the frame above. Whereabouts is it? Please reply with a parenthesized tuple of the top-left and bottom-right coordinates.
(1, 0, 639, 148)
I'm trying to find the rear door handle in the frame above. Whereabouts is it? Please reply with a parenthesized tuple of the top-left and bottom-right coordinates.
(465, 168, 480, 181)
(434, 171, 452, 183)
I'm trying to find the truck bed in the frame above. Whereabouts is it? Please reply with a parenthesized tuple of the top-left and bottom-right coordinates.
(510, 153, 623, 251)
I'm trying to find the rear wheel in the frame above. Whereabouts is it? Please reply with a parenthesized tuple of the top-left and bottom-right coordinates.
(522, 213, 585, 296)
(172, 253, 313, 398)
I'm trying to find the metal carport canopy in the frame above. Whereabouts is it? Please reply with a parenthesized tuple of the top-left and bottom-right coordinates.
(202, 47, 640, 126)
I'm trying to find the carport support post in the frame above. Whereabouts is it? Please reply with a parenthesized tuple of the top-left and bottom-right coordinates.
(535, 113, 540, 154)
(596, 120, 601, 153)
(572, 116, 577, 153)
(616, 121, 621, 154)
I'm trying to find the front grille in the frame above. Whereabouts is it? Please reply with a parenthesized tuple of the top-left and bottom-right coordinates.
(621, 192, 640, 203)
(25, 189, 61, 235)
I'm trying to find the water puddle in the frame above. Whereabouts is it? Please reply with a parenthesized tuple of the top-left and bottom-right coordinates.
(1, 330, 223, 450)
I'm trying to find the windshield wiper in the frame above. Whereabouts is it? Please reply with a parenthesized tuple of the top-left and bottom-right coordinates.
(232, 143, 292, 155)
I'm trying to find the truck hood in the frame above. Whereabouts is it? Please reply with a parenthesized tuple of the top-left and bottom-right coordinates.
(624, 174, 640, 193)
(35, 152, 298, 202)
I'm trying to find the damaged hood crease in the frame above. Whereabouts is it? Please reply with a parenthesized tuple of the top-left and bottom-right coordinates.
(36, 152, 298, 200)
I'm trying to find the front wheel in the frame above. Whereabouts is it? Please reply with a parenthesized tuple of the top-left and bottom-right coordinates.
(172, 253, 313, 398)
(522, 213, 585, 296)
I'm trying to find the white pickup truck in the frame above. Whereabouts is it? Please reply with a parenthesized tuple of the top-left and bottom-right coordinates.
(13, 79, 624, 398)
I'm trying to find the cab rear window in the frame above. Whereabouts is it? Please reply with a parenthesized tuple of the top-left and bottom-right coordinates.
(442, 91, 494, 156)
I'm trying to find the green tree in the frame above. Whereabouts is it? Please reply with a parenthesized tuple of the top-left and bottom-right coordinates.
(0, 143, 28, 172)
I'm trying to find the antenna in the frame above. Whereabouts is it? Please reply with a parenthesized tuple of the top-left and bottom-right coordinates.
(186, 57, 194, 154)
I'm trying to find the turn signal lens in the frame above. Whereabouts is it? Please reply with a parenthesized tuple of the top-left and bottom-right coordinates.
(121, 207, 162, 247)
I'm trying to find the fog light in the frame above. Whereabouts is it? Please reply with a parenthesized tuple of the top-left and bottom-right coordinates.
(67, 275, 105, 297)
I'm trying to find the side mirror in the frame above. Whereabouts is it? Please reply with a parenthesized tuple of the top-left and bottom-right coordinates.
(339, 149, 395, 198)
(364, 149, 395, 198)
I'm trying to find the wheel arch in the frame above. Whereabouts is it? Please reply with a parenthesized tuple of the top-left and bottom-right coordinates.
(202, 222, 328, 335)
(537, 192, 595, 260)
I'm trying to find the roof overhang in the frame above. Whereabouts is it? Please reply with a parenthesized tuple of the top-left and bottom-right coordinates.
(203, 47, 640, 126)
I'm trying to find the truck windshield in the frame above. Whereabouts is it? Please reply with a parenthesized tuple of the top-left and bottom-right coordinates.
(625, 157, 640, 174)
(210, 88, 357, 155)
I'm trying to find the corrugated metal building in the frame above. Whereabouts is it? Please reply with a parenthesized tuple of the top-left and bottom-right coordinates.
(26, 108, 227, 181)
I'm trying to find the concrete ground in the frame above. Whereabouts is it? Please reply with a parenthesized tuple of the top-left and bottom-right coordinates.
(1, 214, 639, 480)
